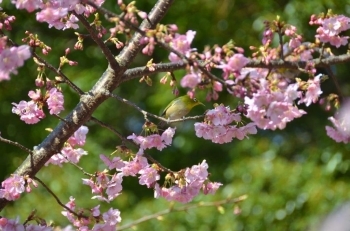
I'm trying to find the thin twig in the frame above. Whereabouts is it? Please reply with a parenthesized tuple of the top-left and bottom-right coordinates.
(86, 1, 146, 35)
(52, 114, 68, 123)
(277, 29, 284, 60)
(89, 115, 175, 173)
(63, 155, 95, 177)
(156, 41, 226, 85)
(90, 116, 126, 142)
(0, 29, 84, 95)
(86, 1, 226, 86)
(121, 61, 186, 83)
(33, 176, 87, 219)
(109, 93, 204, 123)
(116, 194, 248, 231)
(32, 54, 84, 95)
(0, 135, 32, 154)
(143, 152, 174, 173)
(72, 12, 120, 72)
(325, 66, 343, 102)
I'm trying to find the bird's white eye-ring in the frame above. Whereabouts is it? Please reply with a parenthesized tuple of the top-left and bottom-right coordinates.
(193, 98, 198, 102)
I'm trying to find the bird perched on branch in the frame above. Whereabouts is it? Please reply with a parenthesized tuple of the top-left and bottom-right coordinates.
(158, 95, 204, 128)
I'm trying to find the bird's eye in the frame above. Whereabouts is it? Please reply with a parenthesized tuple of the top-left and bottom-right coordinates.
(193, 98, 197, 102)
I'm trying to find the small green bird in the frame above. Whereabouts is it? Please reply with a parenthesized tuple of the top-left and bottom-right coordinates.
(161, 95, 204, 120)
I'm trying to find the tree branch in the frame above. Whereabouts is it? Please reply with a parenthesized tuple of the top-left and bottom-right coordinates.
(120, 53, 350, 83)
(33, 177, 86, 219)
(0, 134, 32, 154)
(0, 0, 175, 211)
(116, 194, 248, 230)
(73, 12, 120, 72)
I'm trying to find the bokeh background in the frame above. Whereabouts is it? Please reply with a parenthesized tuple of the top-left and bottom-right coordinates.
(1, 0, 350, 230)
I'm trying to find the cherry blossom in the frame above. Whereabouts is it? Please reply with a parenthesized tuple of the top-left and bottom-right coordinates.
(46, 87, 64, 115)
(12, 100, 45, 124)
(168, 30, 196, 62)
(0, 174, 25, 201)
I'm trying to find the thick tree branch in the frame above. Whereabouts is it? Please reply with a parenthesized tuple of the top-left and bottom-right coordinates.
(120, 53, 350, 83)
(0, 0, 175, 211)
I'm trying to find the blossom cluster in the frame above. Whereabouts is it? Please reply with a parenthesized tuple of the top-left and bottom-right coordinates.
(76, 125, 222, 206)
(0, 37, 31, 81)
(326, 100, 350, 144)
(195, 104, 257, 143)
(168, 30, 197, 62)
(155, 160, 222, 203)
(2, 2, 350, 229)
(244, 73, 323, 130)
(12, 86, 65, 124)
(96, 154, 221, 204)
(90, 128, 221, 204)
(0, 174, 37, 201)
(0, 174, 25, 201)
(46, 126, 89, 166)
(311, 14, 350, 48)
(12, 0, 106, 30)
(61, 197, 122, 230)
(0, 125, 88, 202)
(0, 216, 52, 231)
(127, 127, 176, 155)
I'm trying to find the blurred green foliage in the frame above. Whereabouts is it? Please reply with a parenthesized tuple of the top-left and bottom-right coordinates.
(1, 0, 350, 230)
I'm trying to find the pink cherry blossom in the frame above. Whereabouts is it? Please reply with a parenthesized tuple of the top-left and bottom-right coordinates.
(12, 100, 45, 124)
(102, 208, 121, 226)
(203, 182, 223, 195)
(0, 174, 25, 201)
(185, 160, 208, 181)
(161, 127, 176, 145)
(12, 0, 43, 12)
(0, 45, 31, 81)
(298, 74, 323, 106)
(325, 100, 350, 143)
(46, 87, 64, 115)
(154, 160, 222, 203)
(218, 54, 250, 79)
(205, 105, 241, 126)
(28, 89, 42, 101)
(83, 178, 103, 195)
(120, 155, 149, 176)
(45, 153, 67, 166)
(47, 126, 88, 166)
(36, 7, 68, 29)
(91, 205, 101, 217)
(315, 15, 350, 47)
(244, 77, 307, 130)
(326, 122, 350, 143)
(262, 28, 273, 45)
(0, 216, 25, 231)
(138, 166, 160, 188)
(127, 127, 176, 154)
(67, 126, 89, 146)
(100, 155, 125, 170)
(106, 173, 123, 201)
(195, 104, 256, 143)
(180, 72, 201, 88)
(61, 146, 87, 164)
(168, 30, 196, 62)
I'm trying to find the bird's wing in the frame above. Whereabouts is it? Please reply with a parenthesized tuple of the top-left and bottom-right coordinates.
(161, 98, 177, 117)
